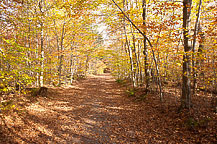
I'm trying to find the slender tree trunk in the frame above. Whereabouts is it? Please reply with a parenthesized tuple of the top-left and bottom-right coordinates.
(197, 25, 205, 72)
(40, 22, 44, 87)
(38, 0, 45, 87)
(192, 0, 202, 95)
(212, 45, 217, 112)
(142, 0, 150, 92)
(27, 23, 31, 69)
(127, 40, 135, 87)
(181, 0, 192, 109)
(123, 0, 135, 87)
(35, 28, 39, 87)
(27, 3, 31, 73)
(137, 40, 142, 85)
(85, 55, 89, 76)
(131, 26, 138, 87)
(70, 42, 75, 84)
(58, 22, 66, 86)
(53, 20, 60, 85)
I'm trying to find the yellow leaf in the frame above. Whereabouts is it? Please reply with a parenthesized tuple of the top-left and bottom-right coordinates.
(177, 63, 182, 66)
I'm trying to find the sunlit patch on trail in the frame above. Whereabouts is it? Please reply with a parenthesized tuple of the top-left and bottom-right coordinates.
(105, 106, 124, 110)
(54, 101, 69, 105)
(53, 105, 74, 111)
(33, 123, 53, 136)
(82, 118, 97, 125)
(26, 103, 49, 112)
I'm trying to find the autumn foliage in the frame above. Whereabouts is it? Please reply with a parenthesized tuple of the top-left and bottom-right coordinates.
(0, 0, 216, 143)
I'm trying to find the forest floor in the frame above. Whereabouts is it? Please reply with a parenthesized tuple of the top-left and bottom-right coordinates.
(0, 74, 216, 144)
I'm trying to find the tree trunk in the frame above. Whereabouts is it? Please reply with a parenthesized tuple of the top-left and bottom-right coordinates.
(58, 22, 66, 86)
(130, 26, 138, 87)
(40, 22, 44, 87)
(35, 28, 39, 87)
(85, 55, 89, 76)
(142, 0, 150, 92)
(70, 42, 75, 84)
(123, 0, 135, 87)
(192, 0, 202, 95)
(181, 0, 192, 109)
(38, 0, 44, 87)
(137, 40, 143, 85)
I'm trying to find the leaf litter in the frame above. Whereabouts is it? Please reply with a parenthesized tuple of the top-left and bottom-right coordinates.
(0, 74, 216, 143)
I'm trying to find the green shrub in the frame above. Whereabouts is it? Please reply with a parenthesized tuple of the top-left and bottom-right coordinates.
(126, 88, 136, 97)
(116, 79, 123, 83)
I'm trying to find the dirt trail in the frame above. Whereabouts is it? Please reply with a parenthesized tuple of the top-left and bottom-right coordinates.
(1, 74, 216, 144)
(1, 74, 139, 143)
(43, 74, 131, 143)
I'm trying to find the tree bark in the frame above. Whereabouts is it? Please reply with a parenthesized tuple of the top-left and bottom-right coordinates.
(70, 41, 75, 84)
(123, 0, 135, 87)
(192, 0, 202, 95)
(130, 25, 138, 87)
(39, 0, 44, 87)
(142, 0, 150, 92)
(181, 0, 192, 109)
(58, 22, 66, 86)
(40, 22, 44, 87)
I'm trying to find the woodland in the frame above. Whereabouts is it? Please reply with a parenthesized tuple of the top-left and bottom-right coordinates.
(0, 0, 216, 143)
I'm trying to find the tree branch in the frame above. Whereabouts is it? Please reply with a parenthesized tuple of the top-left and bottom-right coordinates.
(111, 0, 153, 48)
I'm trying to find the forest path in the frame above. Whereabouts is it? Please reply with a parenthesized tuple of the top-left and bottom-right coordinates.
(12, 74, 141, 144)
(43, 73, 135, 143)
(1, 74, 216, 143)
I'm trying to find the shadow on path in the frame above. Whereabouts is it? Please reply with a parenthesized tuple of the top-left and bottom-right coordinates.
(1, 74, 137, 144)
